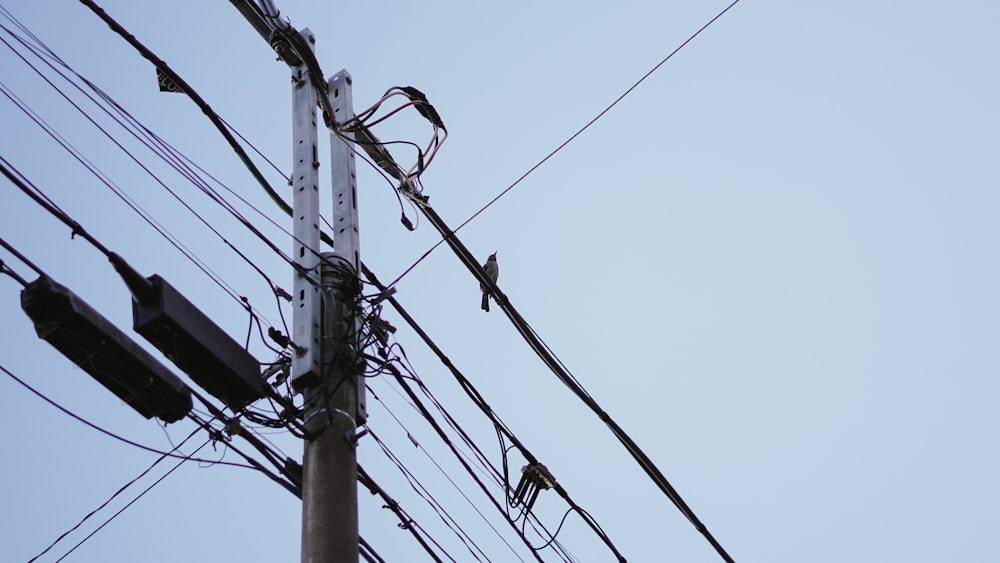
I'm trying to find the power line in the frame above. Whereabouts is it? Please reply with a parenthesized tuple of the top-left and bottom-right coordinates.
(361, 266, 626, 561)
(56, 1, 738, 559)
(377, 351, 582, 562)
(51, 437, 212, 562)
(0, 18, 295, 330)
(0, 362, 253, 469)
(410, 197, 736, 561)
(75, 0, 292, 223)
(357, 463, 455, 563)
(345, 6, 746, 558)
(365, 387, 529, 563)
(364, 426, 493, 563)
(0, 72, 284, 337)
(387, 0, 743, 289)
(29, 428, 206, 562)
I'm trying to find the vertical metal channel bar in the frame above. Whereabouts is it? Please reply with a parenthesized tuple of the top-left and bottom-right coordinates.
(290, 30, 321, 388)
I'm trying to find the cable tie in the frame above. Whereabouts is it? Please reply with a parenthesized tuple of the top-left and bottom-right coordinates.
(268, 326, 291, 348)
(274, 286, 293, 302)
(370, 286, 397, 305)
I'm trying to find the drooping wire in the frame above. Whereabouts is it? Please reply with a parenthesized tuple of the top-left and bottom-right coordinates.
(43, 0, 724, 560)
(0, 363, 254, 469)
(0, 354, 377, 558)
(357, 294, 590, 560)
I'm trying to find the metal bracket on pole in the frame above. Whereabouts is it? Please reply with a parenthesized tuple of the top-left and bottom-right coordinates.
(290, 28, 322, 390)
(327, 69, 367, 423)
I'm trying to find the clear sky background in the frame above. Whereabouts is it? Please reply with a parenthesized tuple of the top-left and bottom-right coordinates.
(1, 1, 998, 562)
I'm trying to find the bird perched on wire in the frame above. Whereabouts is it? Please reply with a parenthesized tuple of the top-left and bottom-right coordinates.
(480, 252, 499, 312)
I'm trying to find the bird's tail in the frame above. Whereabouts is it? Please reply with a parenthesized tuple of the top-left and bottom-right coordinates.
(481, 292, 490, 312)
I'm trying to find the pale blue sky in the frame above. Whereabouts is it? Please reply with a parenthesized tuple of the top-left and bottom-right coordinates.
(1, 1, 998, 562)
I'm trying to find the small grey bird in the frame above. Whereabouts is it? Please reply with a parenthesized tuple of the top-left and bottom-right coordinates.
(480, 252, 499, 312)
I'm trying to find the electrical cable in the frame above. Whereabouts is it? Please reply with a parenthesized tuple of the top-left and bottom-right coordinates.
(357, 463, 452, 563)
(375, 351, 579, 562)
(402, 196, 734, 561)
(359, 539, 386, 563)
(0, 74, 280, 332)
(372, 359, 549, 561)
(28, 426, 205, 562)
(361, 265, 627, 561)
(0, 151, 283, 358)
(64, 0, 342, 313)
(365, 386, 528, 563)
(75, 0, 293, 220)
(385, 0, 742, 289)
(364, 426, 492, 563)
(1, 23, 301, 365)
(51, 437, 213, 563)
(0, 259, 29, 286)
(0, 234, 44, 276)
(57, 2, 732, 558)
(0, 22, 295, 327)
(0, 362, 254, 469)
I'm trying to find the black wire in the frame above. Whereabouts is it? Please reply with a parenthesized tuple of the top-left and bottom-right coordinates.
(0, 83, 245, 303)
(359, 536, 387, 563)
(388, 0, 743, 288)
(365, 388, 528, 562)
(361, 265, 627, 561)
(357, 463, 450, 563)
(385, 350, 578, 563)
(64, 0, 731, 558)
(0, 363, 257, 469)
(365, 426, 491, 563)
(28, 426, 205, 562)
(0, 234, 44, 275)
(0, 153, 113, 256)
(52, 437, 213, 563)
(374, 358, 557, 561)
(63, 0, 341, 304)
(187, 389, 299, 488)
(414, 199, 731, 560)
(75, 0, 292, 220)
(0, 259, 29, 286)
(0, 25, 294, 322)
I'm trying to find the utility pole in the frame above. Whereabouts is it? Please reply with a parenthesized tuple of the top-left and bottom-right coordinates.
(227, 5, 367, 559)
(288, 28, 364, 562)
